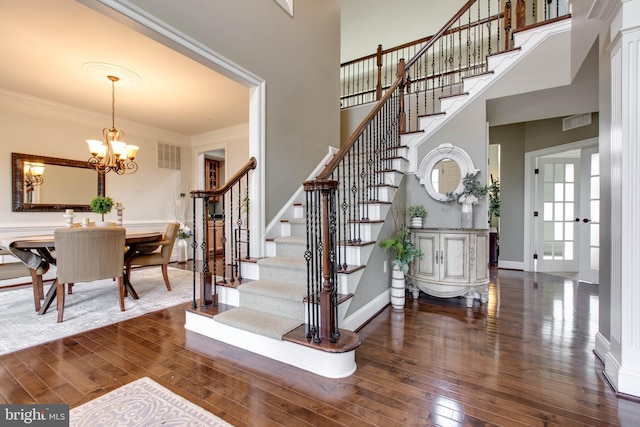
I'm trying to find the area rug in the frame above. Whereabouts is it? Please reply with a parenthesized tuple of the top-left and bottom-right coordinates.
(0, 267, 197, 355)
(70, 377, 233, 427)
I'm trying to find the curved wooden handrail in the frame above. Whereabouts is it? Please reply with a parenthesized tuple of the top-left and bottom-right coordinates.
(191, 157, 257, 199)
(318, 77, 403, 180)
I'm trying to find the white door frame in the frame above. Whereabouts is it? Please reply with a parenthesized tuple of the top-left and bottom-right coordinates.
(524, 138, 598, 272)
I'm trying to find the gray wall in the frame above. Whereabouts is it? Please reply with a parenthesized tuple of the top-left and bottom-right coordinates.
(489, 115, 599, 265)
(121, 0, 342, 224)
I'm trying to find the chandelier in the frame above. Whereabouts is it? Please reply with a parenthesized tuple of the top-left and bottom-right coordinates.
(24, 162, 45, 191)
(87, 75, 139, 174)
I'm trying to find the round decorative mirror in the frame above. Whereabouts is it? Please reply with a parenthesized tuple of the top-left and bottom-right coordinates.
(416, 144, 477, 201)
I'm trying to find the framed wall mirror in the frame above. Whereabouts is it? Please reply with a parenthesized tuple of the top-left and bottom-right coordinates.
(416, 144, 476, 201)
(11, 152, 105, 212)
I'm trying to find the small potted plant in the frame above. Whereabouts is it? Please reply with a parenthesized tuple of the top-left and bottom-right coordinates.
(90, 195, 115, 226)
(408, 205, 427, 228)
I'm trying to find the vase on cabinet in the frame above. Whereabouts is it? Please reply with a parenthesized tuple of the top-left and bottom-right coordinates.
(410, 217, 423, 228)
(461, 202, 473, 229)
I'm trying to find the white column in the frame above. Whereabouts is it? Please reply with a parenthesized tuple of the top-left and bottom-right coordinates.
(605, 0, 640, 398)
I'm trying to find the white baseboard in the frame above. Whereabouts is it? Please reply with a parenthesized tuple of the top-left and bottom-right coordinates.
(594, 332, 610, 363)
(341, 289, 390, 331)
(497, 260, 525, 270)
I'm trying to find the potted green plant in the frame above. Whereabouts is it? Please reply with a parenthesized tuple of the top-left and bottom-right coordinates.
(380, 228, 423, 311)
(90, 195, 114, 226)
(445, 171, 488, 229)
(408, 205, 427, 228)
(488, 178, 500, 229)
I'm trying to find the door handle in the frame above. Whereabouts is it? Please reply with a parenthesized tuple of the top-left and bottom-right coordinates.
(582, 218, 591, 223)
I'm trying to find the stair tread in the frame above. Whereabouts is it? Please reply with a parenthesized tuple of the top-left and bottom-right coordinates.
(239, 279, 306, 299)
(214, 306, 302, 340)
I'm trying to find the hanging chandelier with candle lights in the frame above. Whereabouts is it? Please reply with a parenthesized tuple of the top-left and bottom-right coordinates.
(87, 75, 139, 175)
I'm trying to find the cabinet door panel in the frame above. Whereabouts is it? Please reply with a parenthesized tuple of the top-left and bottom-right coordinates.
(413, 233, 438, 280)
(474, 233, 489, 282)
(441, 233, 470, 283)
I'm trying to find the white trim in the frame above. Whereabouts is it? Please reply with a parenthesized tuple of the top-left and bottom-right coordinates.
(594, 331, 610, 363)
(523, 138, 598, 272)
(185, 312, 358, 379)
(341, 289, 390, 332)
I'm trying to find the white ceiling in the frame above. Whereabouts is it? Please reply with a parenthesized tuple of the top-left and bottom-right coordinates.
(0, 0, 249, 136)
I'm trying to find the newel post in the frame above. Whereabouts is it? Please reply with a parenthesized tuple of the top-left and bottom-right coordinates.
(398, 58, 406, 134)
(303, 179, 339, 344)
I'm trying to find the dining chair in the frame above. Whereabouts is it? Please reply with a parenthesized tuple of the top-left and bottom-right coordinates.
(125, 222, 180, 291)
(54, 226, 126, 323)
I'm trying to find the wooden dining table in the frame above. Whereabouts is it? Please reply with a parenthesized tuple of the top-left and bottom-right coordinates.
(0, 230, 163, 315)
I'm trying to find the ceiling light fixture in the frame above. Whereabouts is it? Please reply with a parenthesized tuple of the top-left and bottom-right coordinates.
(87, 75, 139, 175)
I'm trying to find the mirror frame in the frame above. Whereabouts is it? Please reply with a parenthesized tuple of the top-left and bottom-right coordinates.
(11, 152, 105, 212)
(416, 143, 477, 201)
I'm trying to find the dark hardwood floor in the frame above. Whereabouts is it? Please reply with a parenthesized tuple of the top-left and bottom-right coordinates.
(1, 266, 639, 426)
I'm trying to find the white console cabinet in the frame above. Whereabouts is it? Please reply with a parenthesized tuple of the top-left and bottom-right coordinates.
(408, 228, 489, 307)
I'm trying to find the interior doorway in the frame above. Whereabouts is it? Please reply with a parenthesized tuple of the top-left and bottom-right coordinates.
(525, 138, 599, 284)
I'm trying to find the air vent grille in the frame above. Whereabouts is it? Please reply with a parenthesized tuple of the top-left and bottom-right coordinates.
(563, 113, 591, 131)
(157, 142, 181, 170)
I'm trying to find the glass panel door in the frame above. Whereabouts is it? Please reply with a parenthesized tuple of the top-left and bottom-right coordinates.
(536, 157, 579, 272)
(579, 148, 600, 283)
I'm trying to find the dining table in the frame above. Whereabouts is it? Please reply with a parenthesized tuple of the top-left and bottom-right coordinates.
(0, 230, 163, 315)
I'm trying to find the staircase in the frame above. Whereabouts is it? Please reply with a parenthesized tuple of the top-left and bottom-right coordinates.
(186, 1, 572, 378)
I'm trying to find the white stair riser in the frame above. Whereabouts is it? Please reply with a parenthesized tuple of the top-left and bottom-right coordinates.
(339, 243, 374, 267)
(351, 222, 383, 242)
(337, 268, 364, 295)
(359, 203, 390, 222)
(379, 170, 404, 187)
(369, 186, 395, 202)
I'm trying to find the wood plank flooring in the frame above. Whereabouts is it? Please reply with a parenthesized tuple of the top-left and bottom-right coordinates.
(1, 266, 639, 426)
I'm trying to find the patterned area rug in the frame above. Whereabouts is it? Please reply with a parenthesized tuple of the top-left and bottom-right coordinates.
(0, 267, 196, 355)
(70, 377, 232, 427)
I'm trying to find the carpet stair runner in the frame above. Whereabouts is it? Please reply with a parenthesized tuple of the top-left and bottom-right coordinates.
(213, 224, 309, 340)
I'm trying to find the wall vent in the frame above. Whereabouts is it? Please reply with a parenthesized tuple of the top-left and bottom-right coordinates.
(157, 142, 182, 170)
(562, 113, 591, 131)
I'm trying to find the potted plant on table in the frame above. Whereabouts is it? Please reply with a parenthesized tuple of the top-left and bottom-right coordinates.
(408, 205, 427, 228)
(90, 195, 115, 226)
(445, 171, 488, 229)
(380, 228, 423, 311)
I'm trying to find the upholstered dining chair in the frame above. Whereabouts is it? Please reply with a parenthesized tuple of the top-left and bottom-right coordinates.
(54, 226, 126, 323)
(125, 222, 179, 291)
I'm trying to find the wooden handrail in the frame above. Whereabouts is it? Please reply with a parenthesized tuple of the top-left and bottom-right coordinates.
(191, 157, 257, 199)
(319, 76, 403, 179)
